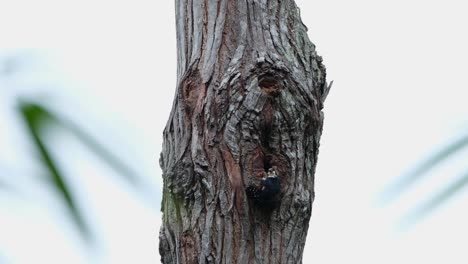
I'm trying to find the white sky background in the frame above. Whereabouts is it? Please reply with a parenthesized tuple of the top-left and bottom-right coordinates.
(0, 0, 468, 263)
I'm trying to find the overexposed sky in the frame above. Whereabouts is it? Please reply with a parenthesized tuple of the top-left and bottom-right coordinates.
(1, 0, 468, 263)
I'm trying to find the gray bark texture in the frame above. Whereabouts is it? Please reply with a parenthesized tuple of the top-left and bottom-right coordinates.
(159, 0, 330, 263)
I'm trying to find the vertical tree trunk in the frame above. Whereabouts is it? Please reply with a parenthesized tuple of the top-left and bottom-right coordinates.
(159, 0, 330, 263)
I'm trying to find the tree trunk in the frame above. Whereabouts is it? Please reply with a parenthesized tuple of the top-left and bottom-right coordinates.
(159, 0, 330, 263)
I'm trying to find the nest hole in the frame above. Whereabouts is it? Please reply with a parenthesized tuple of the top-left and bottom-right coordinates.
(263, 155, 273, 172)
(259, 75, 282, 96)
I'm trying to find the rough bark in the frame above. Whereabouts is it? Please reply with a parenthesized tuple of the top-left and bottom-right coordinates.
(159, 0, 330, 263)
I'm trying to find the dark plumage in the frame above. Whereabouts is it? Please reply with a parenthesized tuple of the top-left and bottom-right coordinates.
(246, 168, 281, 208)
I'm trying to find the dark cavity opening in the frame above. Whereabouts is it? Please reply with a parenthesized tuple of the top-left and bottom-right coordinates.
(259, 75, 281, 96)
(259, 75, 277, 88)
(263, 155, 273, 171)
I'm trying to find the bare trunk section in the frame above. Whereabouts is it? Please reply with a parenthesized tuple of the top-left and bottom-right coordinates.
(159, 0, 330, 263)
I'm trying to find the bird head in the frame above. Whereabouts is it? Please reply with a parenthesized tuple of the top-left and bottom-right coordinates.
(267, 167, 278, 178)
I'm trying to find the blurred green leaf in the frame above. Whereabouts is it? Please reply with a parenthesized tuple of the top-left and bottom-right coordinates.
(19, 99, 140, 186)
(383, 134, 468, 202)
(63, 120, 139, 186)
(401, 172, 468, 228)
(18, 99, 141, 186)
(382, 132, 468, 226)
(414, 172, 468, 217)
(17, 101, 91, 242)
(16, 99, 144, 242)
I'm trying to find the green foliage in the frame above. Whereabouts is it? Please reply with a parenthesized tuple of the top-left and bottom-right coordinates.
(384, 135, 468, 198)
(16, 100, 141, 243)
(384, 134, 468, 223)
(413, 171, 468, 219)
(18, 101, 91, 241)
(63, 118, 140, 186)
(1, 55, 145, 247)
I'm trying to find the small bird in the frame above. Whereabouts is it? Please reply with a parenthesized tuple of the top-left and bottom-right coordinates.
(246, 167, 281, 208)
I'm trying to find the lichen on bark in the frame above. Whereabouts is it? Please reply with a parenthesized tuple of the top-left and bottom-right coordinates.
(159, 0, 330, 263)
